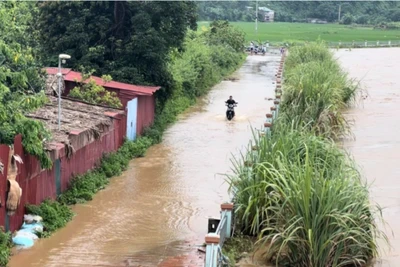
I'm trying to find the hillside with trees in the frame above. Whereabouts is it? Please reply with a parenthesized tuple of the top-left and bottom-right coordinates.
(198, 1, 400, 25)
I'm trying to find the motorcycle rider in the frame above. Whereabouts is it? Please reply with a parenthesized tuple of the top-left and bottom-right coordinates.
(225, 96, 238, 117)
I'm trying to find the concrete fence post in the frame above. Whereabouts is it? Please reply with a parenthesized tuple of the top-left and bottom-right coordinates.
(377, 40, 379, 46)
(270, 106, 277, 120)
(365, 40, 367, 47)
(205, 233, 220, 267)
(264, 121, 272, 136)
(221, 203, 234, 237)
(274, 100, 280, 117)
(389, 40, 391, 47)
(266, 113, 273, 124)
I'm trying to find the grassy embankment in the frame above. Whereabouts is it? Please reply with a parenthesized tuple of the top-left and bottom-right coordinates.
(198, 21, 400, 44)
(0, 24, 246, 266)
(224, 42, 387, 266)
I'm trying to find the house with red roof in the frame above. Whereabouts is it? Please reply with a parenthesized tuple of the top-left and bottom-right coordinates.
(45, 68, 161, 140)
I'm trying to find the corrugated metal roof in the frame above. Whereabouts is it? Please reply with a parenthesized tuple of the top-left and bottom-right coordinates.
(45, 68, 161, 96)
(26, 96, 124, 151)
(259, 7, 274, 12)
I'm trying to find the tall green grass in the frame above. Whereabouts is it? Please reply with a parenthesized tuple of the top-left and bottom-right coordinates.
(227, 42, 387, 266)
(280, 42, 357, 139)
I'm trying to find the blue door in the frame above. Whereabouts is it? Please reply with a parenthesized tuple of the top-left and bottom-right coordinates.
(126, 98, 138, 141)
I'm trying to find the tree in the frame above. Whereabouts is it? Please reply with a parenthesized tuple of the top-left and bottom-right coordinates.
(0, 1, 40, 51)
(37, 1, 198, 103)
(206, 20, 246, 52)
(356, 15, 369, 25)
(341, 13, 354, 25)
(390, 9, 400, 21)
(0, 2, 51, 168)
(0, 40, 51, 168)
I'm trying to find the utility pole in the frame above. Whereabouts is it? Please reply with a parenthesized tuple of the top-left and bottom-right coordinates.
(255, 0, 258, 34)
(57, 54, 71, 131)
(338, 4, 342, 23)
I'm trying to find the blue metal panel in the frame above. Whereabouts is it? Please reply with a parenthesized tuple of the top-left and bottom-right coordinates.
(126, 98, 138, 141)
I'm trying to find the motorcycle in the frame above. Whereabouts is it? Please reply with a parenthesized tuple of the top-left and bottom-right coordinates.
(226, 103, 238, 121)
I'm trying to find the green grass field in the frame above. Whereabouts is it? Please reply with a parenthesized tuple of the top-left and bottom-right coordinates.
(198, 21, 400, 43)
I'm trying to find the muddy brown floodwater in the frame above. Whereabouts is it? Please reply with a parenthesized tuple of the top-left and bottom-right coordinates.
(9, 52, 281, 267)
(336, 48, 400, 267)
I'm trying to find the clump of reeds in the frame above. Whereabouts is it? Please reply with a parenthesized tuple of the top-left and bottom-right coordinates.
(228, 126, 386, 266)
(280, 42, 358, 139)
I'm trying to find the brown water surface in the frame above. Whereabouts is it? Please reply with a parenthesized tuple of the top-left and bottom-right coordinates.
(9, 52, 281, 267)
(336, 48, 400, 267)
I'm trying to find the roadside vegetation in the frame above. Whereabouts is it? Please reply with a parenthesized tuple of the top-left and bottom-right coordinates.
(226, 42, 387, 266)
(0, 230, 12, 267)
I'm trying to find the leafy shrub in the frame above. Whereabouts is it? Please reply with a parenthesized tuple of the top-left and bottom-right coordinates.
(25, 200, 74, 237)
(69, 73, 122, 108)
(0, 230, 12, 267)
(57, 171, 109, 205)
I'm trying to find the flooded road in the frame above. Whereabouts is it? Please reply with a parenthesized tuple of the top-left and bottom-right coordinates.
(336, 48, 400, 266)
(9, 52, 280, 267)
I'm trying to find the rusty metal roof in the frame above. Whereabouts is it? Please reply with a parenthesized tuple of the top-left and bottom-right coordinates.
(45, 68, 161, 96)
(26, 96, 124, 152)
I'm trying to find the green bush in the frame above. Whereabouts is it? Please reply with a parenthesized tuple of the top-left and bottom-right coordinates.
(0, 230, 12, 267)
(25, 200, 74, 237)
(57, 171, 109, 205)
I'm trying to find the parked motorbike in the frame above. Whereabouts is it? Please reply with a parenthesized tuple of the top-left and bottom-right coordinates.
(254, 46, 259, 55)
(226, 103, 238, 121)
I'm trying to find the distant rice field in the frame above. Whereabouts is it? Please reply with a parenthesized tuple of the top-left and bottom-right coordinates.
(198, 21, 400, 43)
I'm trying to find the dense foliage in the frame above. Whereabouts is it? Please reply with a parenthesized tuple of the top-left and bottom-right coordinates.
(198, 1, 400, 25)
(0, 24, 52, 168)
(37, 1, 197, 102)
(227, 44, 386, 266)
